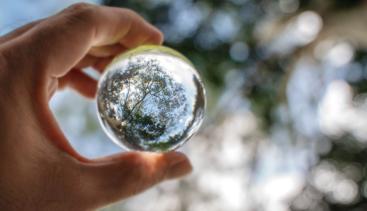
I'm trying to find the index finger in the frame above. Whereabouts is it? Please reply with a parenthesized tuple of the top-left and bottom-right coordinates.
(2, 3, 163, 78)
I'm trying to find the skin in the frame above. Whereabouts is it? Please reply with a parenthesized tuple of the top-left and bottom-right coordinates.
(0, 3, 192, 211)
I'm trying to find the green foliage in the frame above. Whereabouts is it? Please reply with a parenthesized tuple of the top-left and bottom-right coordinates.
(104, 0, 367, 210)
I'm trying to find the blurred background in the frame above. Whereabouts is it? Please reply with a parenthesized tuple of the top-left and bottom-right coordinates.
(2, 0, 367, 210)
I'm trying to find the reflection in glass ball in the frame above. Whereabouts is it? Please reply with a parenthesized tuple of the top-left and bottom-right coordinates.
(97, 45, 205, 152)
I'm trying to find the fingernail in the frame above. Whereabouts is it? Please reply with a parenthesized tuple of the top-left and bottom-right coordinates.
(165, 152, 192, 179)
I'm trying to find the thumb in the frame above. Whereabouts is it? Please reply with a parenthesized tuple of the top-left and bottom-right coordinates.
(78, 151, 192, 208)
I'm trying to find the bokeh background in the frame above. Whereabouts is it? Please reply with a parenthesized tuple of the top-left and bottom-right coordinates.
(2, 0, 367, 210)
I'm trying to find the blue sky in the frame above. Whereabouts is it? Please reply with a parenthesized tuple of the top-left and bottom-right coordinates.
(0, 0, 101, 35)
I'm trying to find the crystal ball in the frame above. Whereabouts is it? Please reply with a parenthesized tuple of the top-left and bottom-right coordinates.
(97, 45, 206, 152)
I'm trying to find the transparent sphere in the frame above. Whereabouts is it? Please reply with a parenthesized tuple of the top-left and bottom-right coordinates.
(97, 45, 206, 152)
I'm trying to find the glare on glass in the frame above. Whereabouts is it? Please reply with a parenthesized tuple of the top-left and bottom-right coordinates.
(97, 45, 206, 152)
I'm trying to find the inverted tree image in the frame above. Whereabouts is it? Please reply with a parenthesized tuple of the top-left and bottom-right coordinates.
(98, 56, 191, 151)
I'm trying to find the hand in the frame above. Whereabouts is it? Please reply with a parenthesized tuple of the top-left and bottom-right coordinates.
(0, 3, 192, 210)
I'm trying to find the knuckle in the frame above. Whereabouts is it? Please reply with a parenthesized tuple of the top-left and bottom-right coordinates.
(121, 8, 138, 17)
(120, 8, 143, 23)
(127, 154, 148, 175)
(123, 154, 153, 183)
(66, 2, 94, 13)
(131, 154, 167, 183)
(63, 3, 96, 22)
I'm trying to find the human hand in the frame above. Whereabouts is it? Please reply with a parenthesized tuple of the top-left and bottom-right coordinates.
(0, 3, 192, 210)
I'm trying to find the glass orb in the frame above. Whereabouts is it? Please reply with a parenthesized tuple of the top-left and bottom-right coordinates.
(97, 45, 206, 152)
